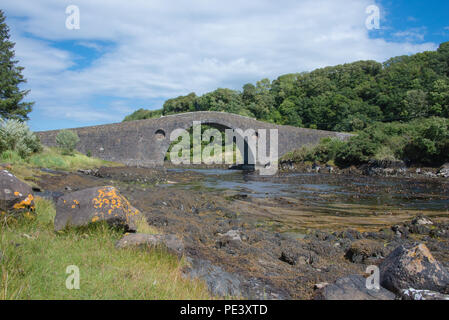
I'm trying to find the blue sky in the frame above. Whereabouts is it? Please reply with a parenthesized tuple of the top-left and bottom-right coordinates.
(1, 0, 448, 131)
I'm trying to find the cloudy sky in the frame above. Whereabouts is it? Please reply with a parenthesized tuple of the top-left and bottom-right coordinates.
(2, 0, 448, 131)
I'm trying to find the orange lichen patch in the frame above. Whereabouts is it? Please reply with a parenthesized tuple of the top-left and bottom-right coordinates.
(14, 191, 20, 196)
(13, 194, 34, 210)
(71, 205, 76, 209)
(92, 216, 100, 223)
(92, 186, 140, 218)
(73, 200, 79, 205)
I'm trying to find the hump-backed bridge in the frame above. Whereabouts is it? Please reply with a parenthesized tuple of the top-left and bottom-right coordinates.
(36, 111, 351, 167)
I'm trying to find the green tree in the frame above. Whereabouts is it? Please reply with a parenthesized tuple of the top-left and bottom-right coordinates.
(0, 10, 33, 120)
(429, 79, 449, 117)
(163, 93, 197, 114)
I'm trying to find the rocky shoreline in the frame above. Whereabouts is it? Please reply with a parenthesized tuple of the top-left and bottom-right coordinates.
(3, 165, 449, 300)
(279, 160, 449, 179)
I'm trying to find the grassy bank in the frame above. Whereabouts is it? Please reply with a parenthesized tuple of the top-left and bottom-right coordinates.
(0, 197, 211, 299)
(2, 147, 118, 171)
(1, 147, 120, 184)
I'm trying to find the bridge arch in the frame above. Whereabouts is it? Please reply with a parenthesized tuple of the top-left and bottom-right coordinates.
(157, 119, 258, 167)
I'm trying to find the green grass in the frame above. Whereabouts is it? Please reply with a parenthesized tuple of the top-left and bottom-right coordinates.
(1, 147, 121, 185)
(2, 147, 119, 171)
(0, 198, 211, 300)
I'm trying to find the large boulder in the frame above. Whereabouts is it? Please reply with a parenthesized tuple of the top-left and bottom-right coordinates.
(314, 275, 396, 300)
(115, 233, 184, 257)
(0, 169, 34, 213)
(379, 243, 449, 294)
(54, 186, 141, 231)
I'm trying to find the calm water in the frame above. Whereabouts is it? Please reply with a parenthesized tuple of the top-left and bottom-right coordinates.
(167, 168, 449, 212)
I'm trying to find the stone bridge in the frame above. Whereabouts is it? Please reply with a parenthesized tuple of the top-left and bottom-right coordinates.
(36, 111, 351, 167)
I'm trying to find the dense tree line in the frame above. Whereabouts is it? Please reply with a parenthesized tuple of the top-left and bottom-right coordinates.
(282, 117, 449, 167)
(124, 42, 449, 132)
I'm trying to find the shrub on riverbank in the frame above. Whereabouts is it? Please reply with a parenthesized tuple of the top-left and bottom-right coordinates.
(282, 117, 449, 168)
(0, 119, 41, 158)
(0, 197, 210, 299)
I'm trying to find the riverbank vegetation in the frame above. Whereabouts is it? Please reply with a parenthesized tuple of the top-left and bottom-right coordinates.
(0, 197, 210, 299)
(281, 117, 449, 167)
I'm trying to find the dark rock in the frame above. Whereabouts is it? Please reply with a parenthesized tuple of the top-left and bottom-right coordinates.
(345, 239, 385, 264)
(279, 239, 320, 266)
(408, 224, 431, 235)
(185, 258, 243, 298)
(335, 229, 362, 241)
(0, 169, 34, 213)
(379, 243, 449, 294)
(115, 233, 184, 257)
(184, 258, 289, 299)
(54, 186, 141, 231)
(314, 275, 396, 300)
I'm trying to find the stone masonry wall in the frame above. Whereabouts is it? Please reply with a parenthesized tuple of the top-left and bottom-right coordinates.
(36, 111, 352, 167)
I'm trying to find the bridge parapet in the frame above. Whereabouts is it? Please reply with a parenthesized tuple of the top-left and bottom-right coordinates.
(36, 111, 352, 167)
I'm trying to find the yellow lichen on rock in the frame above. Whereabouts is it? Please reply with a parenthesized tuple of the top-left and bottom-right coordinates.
(12, 194, 34, 210)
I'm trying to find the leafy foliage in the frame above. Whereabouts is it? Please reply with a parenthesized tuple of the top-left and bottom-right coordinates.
(56, 130, 80, 155)
(123, 108, 163, 121)
(0, 118, 41, 158)
(285, 118, 449, 167)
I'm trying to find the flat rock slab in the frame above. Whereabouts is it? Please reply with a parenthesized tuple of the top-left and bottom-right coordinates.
(315, 275, 396, 300)
(54, 186, 140, 231)
(0, 169, 34, 213)
(380, 243, 449, 294)
(115, 233, 184, 257)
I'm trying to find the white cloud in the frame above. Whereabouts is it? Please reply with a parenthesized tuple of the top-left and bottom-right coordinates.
(1, 0, 438, 128)
(393, 27, 427, 42)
